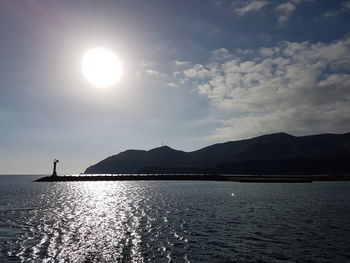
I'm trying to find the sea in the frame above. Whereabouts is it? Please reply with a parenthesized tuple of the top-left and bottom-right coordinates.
(0, 175, 350, 263)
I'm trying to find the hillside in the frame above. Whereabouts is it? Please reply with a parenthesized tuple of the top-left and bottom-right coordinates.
(84, 132, 350, 175)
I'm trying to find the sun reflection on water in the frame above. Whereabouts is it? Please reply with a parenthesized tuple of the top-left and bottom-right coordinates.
(15, 182, 150, 262)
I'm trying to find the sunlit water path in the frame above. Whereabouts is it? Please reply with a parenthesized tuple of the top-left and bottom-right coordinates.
(1, 175, 350, 262)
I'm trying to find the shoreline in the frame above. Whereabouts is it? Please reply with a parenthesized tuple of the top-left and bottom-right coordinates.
(35, 174, 350, 183)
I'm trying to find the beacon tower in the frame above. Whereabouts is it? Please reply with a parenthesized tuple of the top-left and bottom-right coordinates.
(52, 159, 59, 177)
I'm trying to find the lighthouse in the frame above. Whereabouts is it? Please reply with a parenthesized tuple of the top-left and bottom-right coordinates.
(52, 159, 59, 177)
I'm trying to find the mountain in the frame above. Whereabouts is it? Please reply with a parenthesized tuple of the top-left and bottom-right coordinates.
(84, 132, 350, 175)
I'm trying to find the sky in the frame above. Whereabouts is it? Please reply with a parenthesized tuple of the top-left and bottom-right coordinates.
(0, 0, 349, 174)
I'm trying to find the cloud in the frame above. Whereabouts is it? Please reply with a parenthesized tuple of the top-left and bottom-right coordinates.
(234, 1, 269, 16)
(137, 68, 165, 78)
(183, 64, 215, 79)
(146, 69, 160, 75)
(167, 82, 178, 88)
(323, 1, 350, 18)
(275, 2, 296, 25)
(180, 37, 350, 140)
(211, 48, 234, 61)
(173, 60, 190, 67)
(275, 0, 313, 25)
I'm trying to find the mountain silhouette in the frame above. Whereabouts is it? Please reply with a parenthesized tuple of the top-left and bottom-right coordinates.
(84, 132, 350, 175)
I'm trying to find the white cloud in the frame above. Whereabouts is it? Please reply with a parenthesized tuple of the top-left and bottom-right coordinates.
(234, 1, 269, 16)
(173, 60, 190, 67)
(275, 2, 296, 25)
(275, 0, 313, 25)
(212, 48, 234, 61)
(140, 61, 152, 67)
(323, 1, 350, 18)
(146, 69, 160, 75)
(181, 37, 350, 140)
(229, 0, 313, 25)
(167, 82, 178, 88)
(183, 64, 216, 79)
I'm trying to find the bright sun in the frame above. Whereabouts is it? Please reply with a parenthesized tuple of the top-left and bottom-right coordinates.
(81, 47, 123, 88)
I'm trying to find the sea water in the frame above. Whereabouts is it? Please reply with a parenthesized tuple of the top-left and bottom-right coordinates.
(0, 175, 350, 262)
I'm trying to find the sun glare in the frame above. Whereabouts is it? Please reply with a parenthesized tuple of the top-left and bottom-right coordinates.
(81, 47, 123, 88)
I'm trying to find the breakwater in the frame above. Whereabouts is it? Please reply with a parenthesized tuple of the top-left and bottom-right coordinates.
(35, 174, 350, 183)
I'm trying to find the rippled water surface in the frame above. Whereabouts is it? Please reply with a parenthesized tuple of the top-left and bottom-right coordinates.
(1, 175, 350, 262)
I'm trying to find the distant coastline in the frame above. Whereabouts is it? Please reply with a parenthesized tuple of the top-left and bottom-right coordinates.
(35, 174, 350, 183)
(84, 132, 350, 175)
